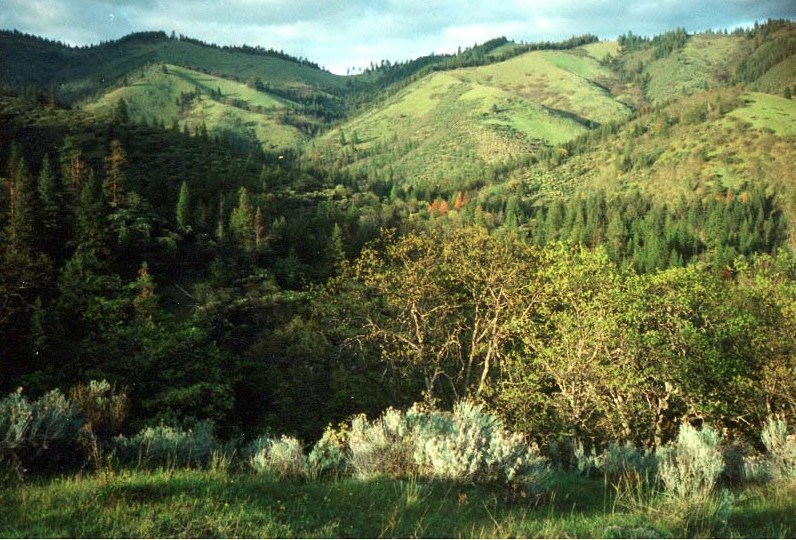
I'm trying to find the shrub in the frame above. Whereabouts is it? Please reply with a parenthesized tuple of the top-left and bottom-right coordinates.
(600, 442, 658, 481)
(574, 440, 601, 476)
(68, 380, 128, 440)
(249, 435, 305, 479)
(761, 418, 796, 479)
(348, 408, 415, 478)
(0, 388, 83, 471)
(412, 401, 548, 485)
(345, 401, 549, 489)
(657, 424, 724, 501)
(656, 424, 728, 533)
(113, 420, 221, 469)
(307, 425, 348, 478)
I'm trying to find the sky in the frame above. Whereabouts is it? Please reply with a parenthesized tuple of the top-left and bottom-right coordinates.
(2, 0, 795, 75)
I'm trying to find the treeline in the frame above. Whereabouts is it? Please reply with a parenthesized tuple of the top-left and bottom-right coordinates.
(520, 187, 787, 273)
(0, 96, 406, 438)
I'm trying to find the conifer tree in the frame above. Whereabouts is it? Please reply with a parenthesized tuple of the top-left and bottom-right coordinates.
(6, 156, 37, 251)
(230, 187, 255, 251)
(176, 180, 191, 230)
(60, 136, 87, 193)
(105, 140, 126, 205)
(76, 170, 111, 255)
(254, 206, 266, 249)
(37, 155, 64, 253)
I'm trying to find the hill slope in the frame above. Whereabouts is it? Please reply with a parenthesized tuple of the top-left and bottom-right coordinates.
(310, 43, 633, 194)
(83, 63, 306, 150)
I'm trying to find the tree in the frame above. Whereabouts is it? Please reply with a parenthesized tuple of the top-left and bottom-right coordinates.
(112, 98, 129, 124)
(176, 181, 191, 230)
(6, 155, 37, 250)
(347, 227, 540, 403)
(230, 187, 255, 251)
(37, 154, 65, 256)
(104, 140, 126, 205)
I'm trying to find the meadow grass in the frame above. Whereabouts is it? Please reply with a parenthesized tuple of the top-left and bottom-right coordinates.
(85, 63, 305, 149)
(2, 467, 795, 538)
(726, 92, 796, 137)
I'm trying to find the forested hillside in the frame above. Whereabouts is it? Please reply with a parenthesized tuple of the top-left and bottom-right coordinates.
(1, 19, 796, 500)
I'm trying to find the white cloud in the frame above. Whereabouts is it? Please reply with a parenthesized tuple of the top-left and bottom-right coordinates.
(1, 0, 795, 74)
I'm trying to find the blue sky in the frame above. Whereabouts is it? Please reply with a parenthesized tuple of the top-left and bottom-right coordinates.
(2, 0, 795, 74)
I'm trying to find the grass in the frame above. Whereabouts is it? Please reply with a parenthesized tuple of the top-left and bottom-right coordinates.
(635, 33, 745, 105)
(84, 64, 305, 150)
(315, 46, 631, 192)
(725, 92, 796, 137)
(2, 468, 795, 537)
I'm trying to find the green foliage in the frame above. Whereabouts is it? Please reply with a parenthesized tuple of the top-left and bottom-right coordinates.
(175, 180, 191, 229)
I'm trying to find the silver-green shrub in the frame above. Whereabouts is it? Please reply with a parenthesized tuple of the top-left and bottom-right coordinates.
(0, 388, 83, 461)
(574, 440, 601, 476)
(600, 442, 658, 480)
(249, 434, 305, 479)
(761, 418, 796, 479)
(345, 401, 549, 488)
(657, 424, 725, 501)
(307, 425, 348, 478)
(412, 401, 548, 485)
(348, 408, 415, 478)
(113, 420, 220, 468)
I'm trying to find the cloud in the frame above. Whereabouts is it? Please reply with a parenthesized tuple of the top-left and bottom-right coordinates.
(1, 0, 794, 74)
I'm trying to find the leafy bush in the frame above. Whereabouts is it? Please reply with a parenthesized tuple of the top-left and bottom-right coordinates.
(0, 388, 83, 471)
(761, 418, 796, 479)
(113, 420, 221, 469)
(307, 425, 349, 478)
(249, 435, 305, 479)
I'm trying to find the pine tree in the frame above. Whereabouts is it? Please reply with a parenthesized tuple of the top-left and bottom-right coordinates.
(133, 262, 158, 325)
(230, 187, 255, 251)
(105, 140, 127, 205)
(7, 156, 38, 251)
(112, 98, 130, 124)
(60, 136, 87, 193)
(254, 206, 266, 249)
(37, 155, 64, 252)
(176, 180, 191, 230)
(76, 170, 111, 255)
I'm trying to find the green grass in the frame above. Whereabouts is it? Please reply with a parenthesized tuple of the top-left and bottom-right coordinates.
(3, 468, 795, 537)
(315, 46, 631, 192)
(726, 92, 796, 137)
(642, 34, 745, 105)
(84, 64, 305, 150)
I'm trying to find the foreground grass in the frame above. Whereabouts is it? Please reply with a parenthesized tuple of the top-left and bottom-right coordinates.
(2, 469, 796, 538)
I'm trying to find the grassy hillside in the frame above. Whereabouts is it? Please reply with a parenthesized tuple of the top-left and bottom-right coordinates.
(84, 64, 306, 150)
(511, 86, 796, 227)
(311, 43, 632, 193)
(0, 31, 346, 104)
